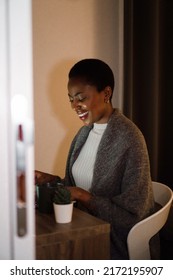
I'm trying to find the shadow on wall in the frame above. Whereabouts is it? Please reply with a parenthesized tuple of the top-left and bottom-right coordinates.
(47, 59, 81, 176)
(93, 0, 117, 61)
(93, 0, 118, 108)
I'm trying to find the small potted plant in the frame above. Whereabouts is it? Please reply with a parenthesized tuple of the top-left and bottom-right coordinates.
(53, 186, 73, 223)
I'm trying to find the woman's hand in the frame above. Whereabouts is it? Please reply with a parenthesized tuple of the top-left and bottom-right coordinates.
(35, 170, 58, 185)
(67, 186, 92, 204)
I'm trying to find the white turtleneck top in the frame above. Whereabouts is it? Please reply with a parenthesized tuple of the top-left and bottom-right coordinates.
(72, 123, 107, 191)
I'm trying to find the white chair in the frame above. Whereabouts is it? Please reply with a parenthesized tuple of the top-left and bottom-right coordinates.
(127, 181, 173, 260)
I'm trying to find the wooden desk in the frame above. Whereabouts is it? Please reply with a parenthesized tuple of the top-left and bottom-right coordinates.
(36, 207, 110, 260)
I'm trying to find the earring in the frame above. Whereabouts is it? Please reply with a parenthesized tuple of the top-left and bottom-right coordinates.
(104, 98, 109, 103)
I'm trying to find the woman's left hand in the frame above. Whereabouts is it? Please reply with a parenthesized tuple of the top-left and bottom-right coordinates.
(66, 186, 92, 204)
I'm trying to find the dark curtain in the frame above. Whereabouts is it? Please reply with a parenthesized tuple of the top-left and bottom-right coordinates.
(123, 0, 173, 190)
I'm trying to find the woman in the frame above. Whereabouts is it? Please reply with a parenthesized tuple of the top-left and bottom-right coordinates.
(35, 58, 154, 259)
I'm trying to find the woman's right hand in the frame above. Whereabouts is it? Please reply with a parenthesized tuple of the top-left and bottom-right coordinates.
(35, 170, 44, 185)
(35, 170, 58, 185)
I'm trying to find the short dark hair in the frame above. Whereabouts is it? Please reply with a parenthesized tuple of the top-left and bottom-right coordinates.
(68, 58, 115, 93)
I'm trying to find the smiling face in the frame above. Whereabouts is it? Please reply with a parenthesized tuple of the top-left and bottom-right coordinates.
(68, 77, 113, 125)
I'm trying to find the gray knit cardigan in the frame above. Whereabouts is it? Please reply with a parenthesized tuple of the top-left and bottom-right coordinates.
(64, 108, 154, 259)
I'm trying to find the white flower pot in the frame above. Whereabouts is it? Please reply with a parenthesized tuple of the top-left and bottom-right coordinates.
(53, 202, 73, 223)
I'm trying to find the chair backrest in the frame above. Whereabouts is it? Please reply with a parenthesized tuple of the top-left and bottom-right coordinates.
(127, 181, 173, 260)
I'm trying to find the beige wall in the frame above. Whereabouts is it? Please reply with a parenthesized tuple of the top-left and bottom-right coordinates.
(32, 0, 123, 177)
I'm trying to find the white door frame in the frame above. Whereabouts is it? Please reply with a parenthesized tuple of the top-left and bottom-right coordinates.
(0, 0, 35, 260)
